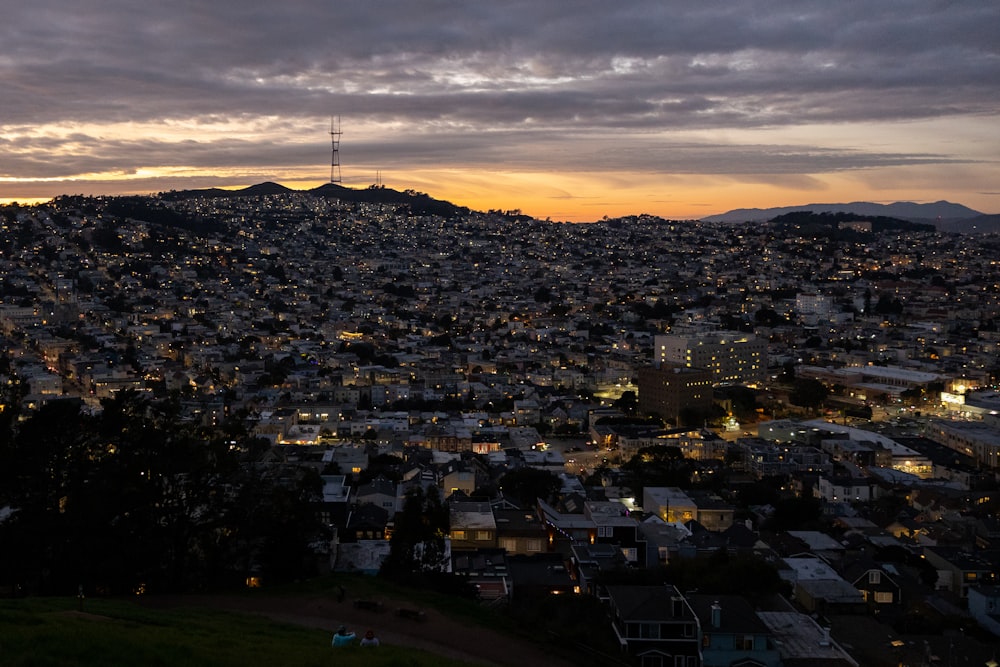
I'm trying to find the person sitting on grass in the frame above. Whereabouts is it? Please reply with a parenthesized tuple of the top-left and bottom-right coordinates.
(359, 629, 380, 648)
(332, 625, 356, 647)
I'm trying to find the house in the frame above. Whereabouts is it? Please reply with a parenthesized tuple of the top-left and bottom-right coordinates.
(639, 516, 695, 565)
(321, 444, 369, 476)
(493, 508, 548, 555)
(343, 503, 390, 542)
(316, 474, 352, 528)
(923, 546, 998, 597)
(605, 584, 701, 667)
(355, 474, 398, 513)
(505, 553, 577, 600)
(756, 611, 859, 667)
(781, 555, 866, 614)
(449, 501, 497, 551)
(643, 487, 737, 534)
(844, 559, 902, 607)
(785, 530, 846, 566)
(967, 585, 1000, 637)
(687, 594, 781, 667)
(570, 542, 628, 595)
(452, 548, 510, 601)
(586, 500, 647, 566)
(537, 497, 597, 547)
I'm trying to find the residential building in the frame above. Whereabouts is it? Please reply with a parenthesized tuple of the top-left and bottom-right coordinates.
(605, 584, 701, 667)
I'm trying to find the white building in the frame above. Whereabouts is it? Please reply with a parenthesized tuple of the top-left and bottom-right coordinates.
(653, 332, 766, 386)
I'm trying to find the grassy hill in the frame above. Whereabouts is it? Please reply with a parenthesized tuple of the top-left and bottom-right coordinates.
(0, 596, 476, 667)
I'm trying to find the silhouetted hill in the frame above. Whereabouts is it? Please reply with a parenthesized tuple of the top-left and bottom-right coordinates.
(161, 182, 470, 218)
(238, 181, 294, 196)
(309, 183, 470, 217)
(702, 200, 983, 224)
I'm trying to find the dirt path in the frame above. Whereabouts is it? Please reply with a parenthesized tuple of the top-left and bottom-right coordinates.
(143, 593, 578, 667)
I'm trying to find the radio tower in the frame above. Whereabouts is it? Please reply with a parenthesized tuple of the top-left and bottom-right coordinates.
(329, 115, 342, 183)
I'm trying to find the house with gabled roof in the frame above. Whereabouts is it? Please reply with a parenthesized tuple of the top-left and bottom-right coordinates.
(605, 584, 701, 667)
(843, 558, 902, 608)
(343, 503, 390, 543)
(355, 474, 398, 513)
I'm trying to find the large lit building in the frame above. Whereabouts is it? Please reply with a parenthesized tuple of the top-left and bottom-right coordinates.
(653, 332, 766, 386)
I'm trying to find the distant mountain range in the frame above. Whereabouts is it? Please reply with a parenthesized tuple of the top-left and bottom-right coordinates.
(160, 181, 471, 218)
(702, 200, 1000, 233)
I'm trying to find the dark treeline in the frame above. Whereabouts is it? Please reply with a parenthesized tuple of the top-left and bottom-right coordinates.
(0, 387, 326, 596)
(769, 210, 936, 236)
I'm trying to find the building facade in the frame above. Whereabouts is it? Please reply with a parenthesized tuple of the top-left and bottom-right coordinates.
(654, 332, 766, 386)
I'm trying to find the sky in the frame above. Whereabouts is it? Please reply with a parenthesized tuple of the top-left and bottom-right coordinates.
(2, 1, 999, 221)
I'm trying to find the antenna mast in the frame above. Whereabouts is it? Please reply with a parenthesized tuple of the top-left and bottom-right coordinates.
(329, 116, 342, 183)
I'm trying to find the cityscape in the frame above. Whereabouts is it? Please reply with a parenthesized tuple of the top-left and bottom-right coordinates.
(3, 183, 1000, 665)
(3, 1, 1000, 664)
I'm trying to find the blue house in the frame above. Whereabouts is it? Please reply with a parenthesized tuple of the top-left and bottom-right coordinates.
(688, 594, 781, 667)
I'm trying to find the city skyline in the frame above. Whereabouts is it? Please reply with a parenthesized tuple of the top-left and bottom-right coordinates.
(2, 1, 999, 221)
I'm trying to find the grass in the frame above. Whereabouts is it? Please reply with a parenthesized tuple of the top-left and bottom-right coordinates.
(0, 595, 479, 667)
(270, 573, 520, 633)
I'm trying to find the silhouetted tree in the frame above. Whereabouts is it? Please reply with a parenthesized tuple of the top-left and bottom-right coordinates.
(497, 468, 561, 508)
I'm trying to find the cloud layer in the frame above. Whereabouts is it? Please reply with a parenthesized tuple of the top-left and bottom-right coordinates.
(2, 1, 998, 216)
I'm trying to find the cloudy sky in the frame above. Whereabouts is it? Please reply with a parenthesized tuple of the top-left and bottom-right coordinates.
(2, 1, 998, 220)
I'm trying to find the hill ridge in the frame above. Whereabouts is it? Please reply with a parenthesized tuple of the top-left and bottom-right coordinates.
(702, 200, 983, 224)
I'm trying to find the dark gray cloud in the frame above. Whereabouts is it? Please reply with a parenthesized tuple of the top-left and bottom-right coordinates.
(1, 0, 998, 184)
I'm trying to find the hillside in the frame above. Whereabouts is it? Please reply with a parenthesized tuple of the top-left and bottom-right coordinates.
(0, 596, 478, 667)
(160, 181, 471, 218)
(702, 200, 983, 225)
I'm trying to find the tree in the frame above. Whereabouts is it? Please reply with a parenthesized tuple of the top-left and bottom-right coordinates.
(0, 390, 326, 595)
(498, 468, 561, 508)
(381, 486, 450, 579)
(613, 390, 638, 416)
(789, 378, 829, 412)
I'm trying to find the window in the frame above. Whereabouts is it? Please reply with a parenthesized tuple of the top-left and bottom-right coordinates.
(499, 537, 517, 552)
(526, 538, 542, 552)
(874, 591, 894, 604)
(739, 635, 754, 650)
(640, 623, 660, 639)
(598, 526, 612, 537)
(682, 623, 695, 638)
(452, 530, 466, 540)
(476, 530, 491, 541)
(869, 570, 881, 584)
